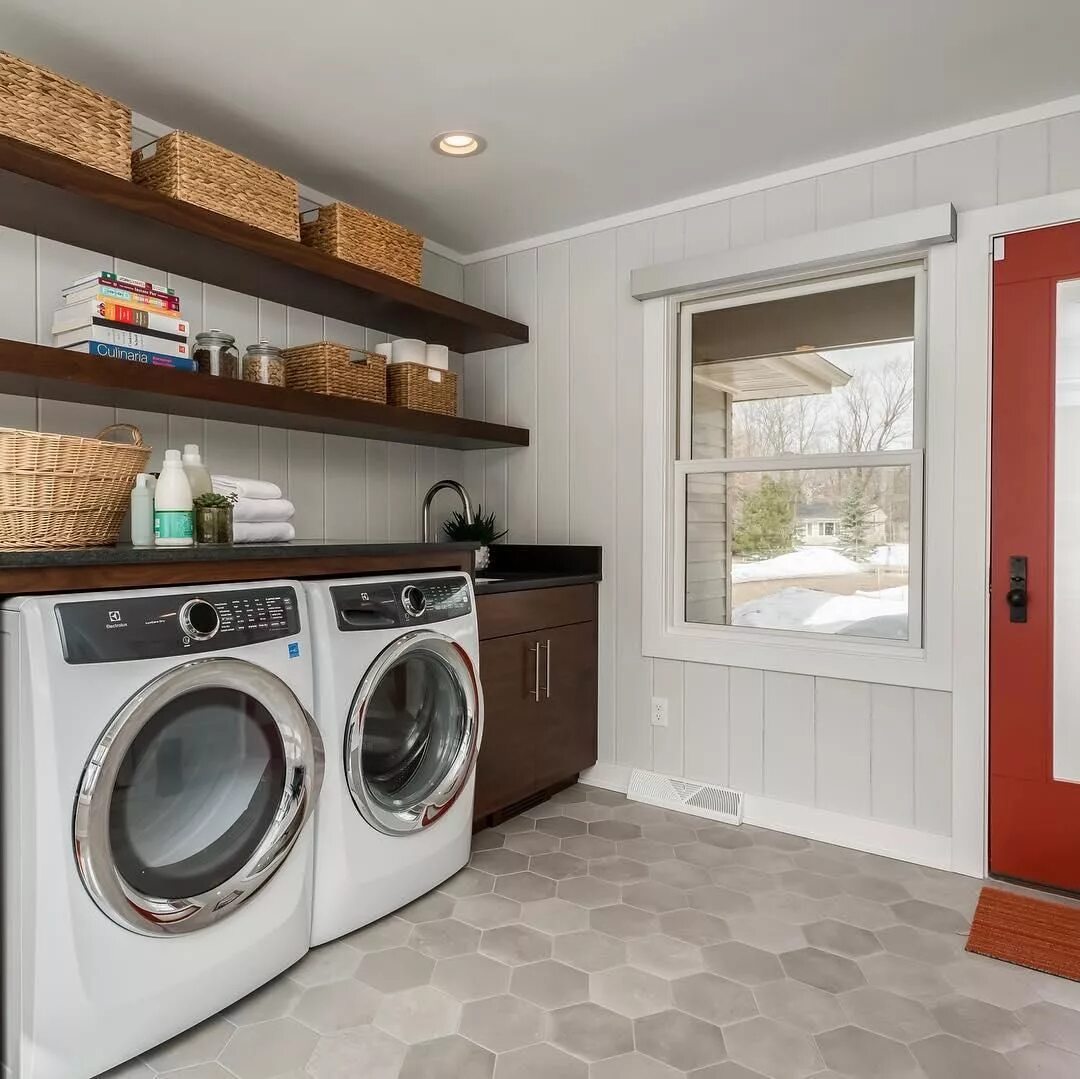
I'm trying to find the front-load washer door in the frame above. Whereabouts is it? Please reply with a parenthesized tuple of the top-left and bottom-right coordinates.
(74, 657, 323, 936)
(345, 630, 482, 836)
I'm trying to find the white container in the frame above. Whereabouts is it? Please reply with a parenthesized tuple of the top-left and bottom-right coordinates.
(374, 342, 393, 362)
(391, 338, 426, 365)
(425, 343, 449, 370)
(181, 444, 213, 499)
(130, 473, 156, 547)
(154, 449, 194, 547)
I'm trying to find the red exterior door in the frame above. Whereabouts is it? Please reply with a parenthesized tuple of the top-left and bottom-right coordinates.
(990, 219, 1080, 892)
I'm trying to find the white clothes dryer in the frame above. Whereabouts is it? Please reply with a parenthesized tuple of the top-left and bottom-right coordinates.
(303, 573, 482, 946)
(1, 581, 322, 1079)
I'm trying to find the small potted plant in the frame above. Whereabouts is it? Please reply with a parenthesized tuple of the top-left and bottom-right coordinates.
(193, 491, 237, 545)
(442, 506, 506, 571)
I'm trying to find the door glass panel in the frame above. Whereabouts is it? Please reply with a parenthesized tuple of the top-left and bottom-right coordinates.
(109, 688, 286, 899)
(1055, 278, 1080, 782)
(362, 649, 468, 812)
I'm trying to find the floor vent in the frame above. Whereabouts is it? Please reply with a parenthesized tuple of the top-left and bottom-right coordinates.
(627, 769, 744, 825)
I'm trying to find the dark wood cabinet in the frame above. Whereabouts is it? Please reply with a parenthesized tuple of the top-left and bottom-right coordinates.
(473, 585, 598, 822)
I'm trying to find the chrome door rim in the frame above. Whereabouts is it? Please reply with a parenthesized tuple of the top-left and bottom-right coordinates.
(344, 630, 482, 836)
(73, 657, 323, 937)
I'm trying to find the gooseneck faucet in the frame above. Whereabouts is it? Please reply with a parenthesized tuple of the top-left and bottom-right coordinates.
(422, 480, 474, 542)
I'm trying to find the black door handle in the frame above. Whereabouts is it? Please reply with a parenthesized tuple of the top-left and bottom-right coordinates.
(1007, 555, 1028, 623)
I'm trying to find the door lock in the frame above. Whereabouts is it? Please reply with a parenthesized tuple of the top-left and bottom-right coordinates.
(1006, 555, 1028, 623)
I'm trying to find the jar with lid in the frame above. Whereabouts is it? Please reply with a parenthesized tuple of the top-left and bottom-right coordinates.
(243, 339, 286, 387)
(193, 329, 240, 378)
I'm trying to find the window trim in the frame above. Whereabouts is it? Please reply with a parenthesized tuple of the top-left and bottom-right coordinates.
(641, 226, 956, 691)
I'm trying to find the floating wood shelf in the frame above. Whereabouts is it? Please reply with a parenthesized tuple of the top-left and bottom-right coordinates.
(0, 339, 529, 451)
(0, 135, 528, 353)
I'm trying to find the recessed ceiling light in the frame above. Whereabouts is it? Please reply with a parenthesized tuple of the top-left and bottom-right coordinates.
(432, 131, 486, 157)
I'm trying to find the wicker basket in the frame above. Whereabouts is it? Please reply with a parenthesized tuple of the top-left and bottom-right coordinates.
(0, 52, 131, 178)
(0, 423, 150, 549)
(283, 342, 386, 402)
(387, 362, 458, 416)
(132, 131, 299, 240)
(300, 202, 423, 285)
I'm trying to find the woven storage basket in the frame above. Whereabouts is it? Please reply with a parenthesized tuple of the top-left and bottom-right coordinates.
(300, 202, 423, 285)
(387, 362, 458, 416)
(0, 423, 150, 549)
(132, 131, 299, 240)
(0, 52, 131, 178)
(283, 342, 386, 402)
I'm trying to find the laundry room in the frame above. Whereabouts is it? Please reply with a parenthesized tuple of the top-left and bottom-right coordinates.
(4, 3, 1080, 1078)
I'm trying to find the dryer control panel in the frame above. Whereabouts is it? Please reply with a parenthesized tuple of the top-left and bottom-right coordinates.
(332, 575, 472, 631)
(56, 586, 301, 663)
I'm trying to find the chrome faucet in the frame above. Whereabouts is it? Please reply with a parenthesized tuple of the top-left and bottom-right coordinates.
(421, 480, 474, 542)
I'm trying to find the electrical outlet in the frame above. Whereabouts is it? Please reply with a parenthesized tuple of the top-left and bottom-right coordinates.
(651, 696, 668, 727)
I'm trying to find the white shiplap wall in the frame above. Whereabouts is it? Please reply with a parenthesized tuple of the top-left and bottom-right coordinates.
(457, 109, 1080, 849)
(0, 235, 468, 541)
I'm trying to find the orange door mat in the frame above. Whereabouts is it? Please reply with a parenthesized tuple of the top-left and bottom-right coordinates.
(967, 886, 1080, 982)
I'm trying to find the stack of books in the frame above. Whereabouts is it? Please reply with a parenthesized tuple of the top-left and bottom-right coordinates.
(52, 271, 196, 372)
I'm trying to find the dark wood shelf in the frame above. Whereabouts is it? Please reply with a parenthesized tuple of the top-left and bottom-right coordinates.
(0, 136, 528, 354)
(0, 339, 529, 451)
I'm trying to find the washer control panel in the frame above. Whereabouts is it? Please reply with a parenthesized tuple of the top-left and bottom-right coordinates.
(56, 586, 301, 664)
(332, 575, 471, 632)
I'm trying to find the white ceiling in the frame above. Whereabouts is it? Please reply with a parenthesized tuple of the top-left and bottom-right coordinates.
(5, 0, 1080, 254)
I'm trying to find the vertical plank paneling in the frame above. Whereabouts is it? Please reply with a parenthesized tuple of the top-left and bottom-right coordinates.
(871, 155, 916, 216)
(817, 166, 874, 230)
(915, 134, 997, 211)
(0, 226, 37, 343)
(1049, 112, 1080, 193)
(536, 241, 571, 544)
(286, 431, 324, 539)
(870, 684, 915, 827)
(997, 122, 1050, 203)
(651, 214, 686, 264)
(506, 248, 539, 543)
(763, 672, 815, 805)
(914, 689, 952, 836)
(365, 440, 389, 542)
(482, 257, 508, 529)
(729, 668, 764, 795)
(651, 658, 685, 777)
(814, 678, 872, 817)
(323, 434, 366, 539)
(462, 263, 486, 505)
(682, 201, 731, 259)
(765, 179, 817, 240)
(614, 220, 654, 769)
(729, 191, 766, 248)
(569, 229, 618, 764)
(258, 427, 289, 493)
(683, 662, 730, 786)
(386, 444, 418, 540)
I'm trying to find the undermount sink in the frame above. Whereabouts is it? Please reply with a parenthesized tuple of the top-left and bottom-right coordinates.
(475, 576, 505, 584)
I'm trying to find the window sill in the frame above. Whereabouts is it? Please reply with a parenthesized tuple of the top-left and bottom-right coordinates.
(643, 623, 951, 690)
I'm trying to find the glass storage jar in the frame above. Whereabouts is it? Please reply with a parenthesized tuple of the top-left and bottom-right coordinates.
(243, 340, 286, 387)
(192, 329, 240, 378)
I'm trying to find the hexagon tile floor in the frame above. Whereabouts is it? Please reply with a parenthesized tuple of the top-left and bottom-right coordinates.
(98, 785, 1080, 1079)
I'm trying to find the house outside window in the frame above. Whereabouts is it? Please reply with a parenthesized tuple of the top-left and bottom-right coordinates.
(677, 264, 925, 646)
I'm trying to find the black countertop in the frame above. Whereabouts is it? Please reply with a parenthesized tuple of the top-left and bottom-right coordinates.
(0, 540, 478, 568)
(473, 544, 602, 594)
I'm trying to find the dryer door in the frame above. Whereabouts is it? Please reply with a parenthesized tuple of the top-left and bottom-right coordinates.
(74, 657, 322, 936)
(345, 630, 482, 836)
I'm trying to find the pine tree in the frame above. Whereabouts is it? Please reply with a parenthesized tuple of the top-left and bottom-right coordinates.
(733, 478, 796, 557)
(839, 484, 871, 560)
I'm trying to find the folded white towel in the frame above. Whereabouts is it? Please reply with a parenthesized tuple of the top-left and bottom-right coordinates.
(233, 521, 296, 544)
(212, 475, 282, 500)
(233, 497, 295, 523)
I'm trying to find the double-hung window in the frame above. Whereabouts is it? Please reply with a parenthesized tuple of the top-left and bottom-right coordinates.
(674, 263, 925, 648)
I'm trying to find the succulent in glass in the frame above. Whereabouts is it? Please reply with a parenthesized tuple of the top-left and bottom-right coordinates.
(193, 491, 236, 545)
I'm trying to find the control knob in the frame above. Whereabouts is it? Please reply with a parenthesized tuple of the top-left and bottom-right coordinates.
(179, 598, 220, 641)
(401, 585, 427, 618)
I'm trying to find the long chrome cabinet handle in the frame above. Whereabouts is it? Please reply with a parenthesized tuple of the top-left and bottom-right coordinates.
(544, 639, 552, 699)
(529, 642, 541, 702)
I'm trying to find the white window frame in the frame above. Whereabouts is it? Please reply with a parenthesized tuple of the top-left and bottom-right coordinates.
(641, 213, 957, 690)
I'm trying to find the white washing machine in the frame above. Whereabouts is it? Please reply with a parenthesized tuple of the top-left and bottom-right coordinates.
(304, 573, 482, 946)
(1, 581, 323, 1079)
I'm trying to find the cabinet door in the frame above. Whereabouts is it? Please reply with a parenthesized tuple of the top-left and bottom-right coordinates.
(473, 631, 544, 819)
(535, 620, 599, 790)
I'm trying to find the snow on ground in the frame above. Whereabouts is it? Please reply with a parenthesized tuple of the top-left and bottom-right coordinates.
(732, 547, 861, 583)
(869, 543, 909, 569)
(734, 585, 909, 639)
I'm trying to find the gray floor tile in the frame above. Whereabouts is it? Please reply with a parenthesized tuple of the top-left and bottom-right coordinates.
(910, 1033, 1015, 1079)
(635, 1009, 728, 1070)
(399, 1034, 495, 1079)
(550, 1001, 634, 1060)
(723, 1015, 823, 1079)
(815, 1026, 919, 1077)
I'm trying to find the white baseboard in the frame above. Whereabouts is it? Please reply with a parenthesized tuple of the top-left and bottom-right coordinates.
(579, 763, 956, 873)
